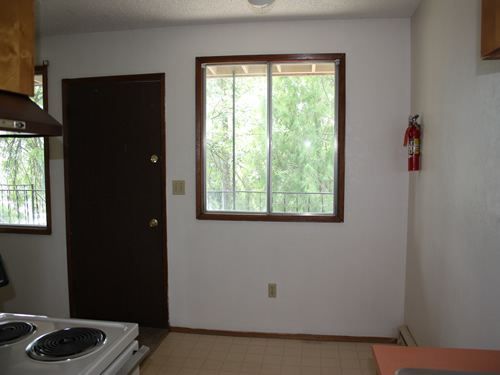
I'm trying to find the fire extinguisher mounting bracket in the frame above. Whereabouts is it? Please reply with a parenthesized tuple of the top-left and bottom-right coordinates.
(410, 114, 421, 130)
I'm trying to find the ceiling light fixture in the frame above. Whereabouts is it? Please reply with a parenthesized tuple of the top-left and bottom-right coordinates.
(247, 0, 276, 14)
(248, 0, 275, 8)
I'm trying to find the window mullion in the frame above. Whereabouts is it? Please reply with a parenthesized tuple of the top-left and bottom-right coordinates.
(266, 63, 273, 214)
(333, 59, 340, 216)
(232, 69, 236, 211)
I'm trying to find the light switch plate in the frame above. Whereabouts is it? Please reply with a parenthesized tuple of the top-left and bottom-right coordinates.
(172, 180, 185, 195)
(268, 283, 277, 298)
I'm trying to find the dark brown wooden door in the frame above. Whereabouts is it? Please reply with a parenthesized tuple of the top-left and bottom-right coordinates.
(63, 74, 168, 328)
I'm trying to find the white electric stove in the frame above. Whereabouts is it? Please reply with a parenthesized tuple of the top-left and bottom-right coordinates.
(0, 312, 149, 375)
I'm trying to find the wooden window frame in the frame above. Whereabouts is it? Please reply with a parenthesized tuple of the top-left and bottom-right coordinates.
(195, 53, 345, 223)
(0, 65, 52, 234)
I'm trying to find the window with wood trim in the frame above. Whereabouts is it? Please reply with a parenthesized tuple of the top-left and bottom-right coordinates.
(196, 54, 345, 223)
(0, 66, 52, 234)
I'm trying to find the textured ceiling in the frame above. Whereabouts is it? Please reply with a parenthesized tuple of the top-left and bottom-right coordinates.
(35, 0, 422, 37)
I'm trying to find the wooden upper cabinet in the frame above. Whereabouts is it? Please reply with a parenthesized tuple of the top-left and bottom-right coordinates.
(0, 0, 34, 96)
(481, 0, 500, 60)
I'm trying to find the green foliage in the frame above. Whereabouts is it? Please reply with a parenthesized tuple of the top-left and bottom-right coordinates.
(204, 66, 337, 214)
(271, 74, 335, 213)
(205, 73, 267, 211)
(0, 138, 46, 188)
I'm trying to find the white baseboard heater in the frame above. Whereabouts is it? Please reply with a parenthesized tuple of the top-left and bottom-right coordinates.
(397, 325, 417, 346)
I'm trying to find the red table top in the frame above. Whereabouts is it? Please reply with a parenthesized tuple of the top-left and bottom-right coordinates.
(372, 345, 500, 375)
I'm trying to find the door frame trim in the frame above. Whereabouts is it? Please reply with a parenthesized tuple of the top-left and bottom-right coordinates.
(62, 73, 169, 328)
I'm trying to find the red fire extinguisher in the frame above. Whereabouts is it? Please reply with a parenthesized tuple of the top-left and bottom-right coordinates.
(403, 115, 421, 171)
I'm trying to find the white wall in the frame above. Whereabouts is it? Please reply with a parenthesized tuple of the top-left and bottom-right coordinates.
(405, 0, 500, 349)
(0, 19, 410, 338)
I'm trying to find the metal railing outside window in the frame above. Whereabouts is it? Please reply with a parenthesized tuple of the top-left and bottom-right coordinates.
(0, 184, 47, 226)
(207, 190, 334, 214)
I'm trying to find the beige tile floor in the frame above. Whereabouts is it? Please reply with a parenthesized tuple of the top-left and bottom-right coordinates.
(140, 332, 379, 375)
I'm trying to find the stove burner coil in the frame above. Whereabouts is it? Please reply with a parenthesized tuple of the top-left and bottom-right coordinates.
(26, 327, 106, 361)
(0, 322, 36, 345)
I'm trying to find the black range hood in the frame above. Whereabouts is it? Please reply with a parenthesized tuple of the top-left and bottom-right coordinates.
(0, 90, 62, 137)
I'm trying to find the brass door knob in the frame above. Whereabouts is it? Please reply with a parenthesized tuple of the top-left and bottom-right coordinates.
(149, 219, 159, 228)
(150, 154, 159, 163)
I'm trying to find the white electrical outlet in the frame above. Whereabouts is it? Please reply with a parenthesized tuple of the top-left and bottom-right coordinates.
(268, 283, 277, 298)
(172, 180, 185, 195)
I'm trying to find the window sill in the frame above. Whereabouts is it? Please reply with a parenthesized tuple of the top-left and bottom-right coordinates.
(196, 212, 343, 223)
(0, 225, 51, 235)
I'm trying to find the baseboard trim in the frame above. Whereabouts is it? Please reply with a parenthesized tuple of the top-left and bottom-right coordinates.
(169, 326, 397, 344)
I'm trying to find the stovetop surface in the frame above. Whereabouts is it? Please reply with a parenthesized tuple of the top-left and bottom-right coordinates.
(0, 313, 139, 375)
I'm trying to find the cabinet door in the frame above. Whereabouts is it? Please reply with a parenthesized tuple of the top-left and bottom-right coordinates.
(0, 0, 34, 95)
(481, 0, 500, 60)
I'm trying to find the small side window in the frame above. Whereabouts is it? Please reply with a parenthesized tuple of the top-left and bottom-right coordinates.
(0, 66, 52, 234)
